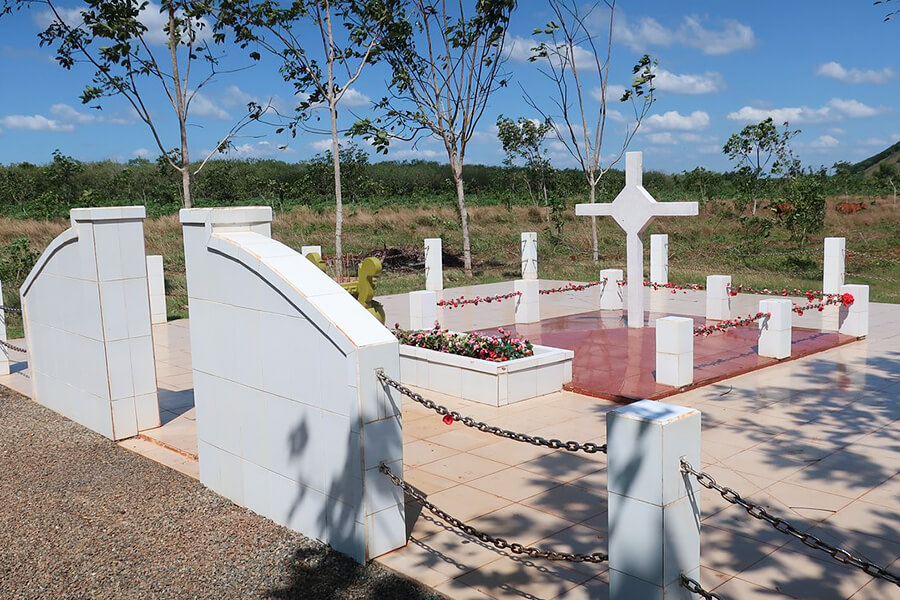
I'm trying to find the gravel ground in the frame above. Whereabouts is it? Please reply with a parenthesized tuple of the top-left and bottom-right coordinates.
(0, 388, 444, 600)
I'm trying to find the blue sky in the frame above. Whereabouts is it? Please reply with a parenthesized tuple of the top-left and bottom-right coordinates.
(0, 0, 897, 173)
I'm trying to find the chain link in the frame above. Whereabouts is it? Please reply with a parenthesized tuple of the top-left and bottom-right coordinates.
(846, 271, 900, 284)
(0, 305, 22, 314)
(680, 573, 726, 600)
(380, 462, 608, 564)
(376, 370, 606, 455)
(681, 458, 900, 587)
(0, 338, 27, 353)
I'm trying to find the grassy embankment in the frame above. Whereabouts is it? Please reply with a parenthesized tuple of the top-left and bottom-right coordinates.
(1, 196, 898, 338)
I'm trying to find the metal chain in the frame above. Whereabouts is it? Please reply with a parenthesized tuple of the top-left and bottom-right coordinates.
(846, 271, 900, 284)
(0, 338, 27, 353)
(0, 305, 22, 314)
(380, 462, 608, 564)
(681, 458, 900, 587)
(376, 370, 606, 455)
(680, 573, 726, 600)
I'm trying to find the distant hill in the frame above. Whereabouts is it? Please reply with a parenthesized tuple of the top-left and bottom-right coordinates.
(851, 140, 900, 175)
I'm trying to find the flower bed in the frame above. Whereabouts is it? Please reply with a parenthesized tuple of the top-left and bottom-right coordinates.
(393, 325, 533, 362)
(395, 325, 573, 406)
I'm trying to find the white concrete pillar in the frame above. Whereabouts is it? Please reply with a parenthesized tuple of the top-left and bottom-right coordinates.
(839, 284, 869, 338)
(514, 279, 540, 324)
(521, 232, 538, 280)
(424, 238, 443, 291)
(758, 298, 792, 359)
(600, 269, 625, 310)
(705, 275, 732, 321)
(650, 234, 668, 284)
(823, 237, 845, 294)
(607, 399, 701, 600)
(655, 316, 694, 387)
(626, 232, 645, 328)
(146, 255, 166, 325)
(301, 245, 322, 258)
(0, 280, 9, 376)
(409, 290, 438, 330)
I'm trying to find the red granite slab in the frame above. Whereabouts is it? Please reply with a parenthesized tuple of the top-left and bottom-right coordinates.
(473, 311, 858, 403)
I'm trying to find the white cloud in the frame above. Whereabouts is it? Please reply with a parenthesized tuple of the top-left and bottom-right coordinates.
(217, 140, 293, 159)
(829, 127, 846, 135)
(49, 103, 100, 124)
(809, 135, 839, 149)
(505, 35, 537, 63)
(653, 69, 725, 94)
(0, 114, 74, 132)
(393, 148, 441, 160)
(646, 132, 678, 145)
(859, 137, 887, 147)
(339, 88, 371, 108)
(642, 110, 710, 132)
(188, 91, 231, 120)
(309, 138, 335, 152)
(132, 148, 152, 158)
(815, 61, 896, 84)
(591, 85, 628, 103)
(219, 85, 256, 109)
(727, 98, 882, 124)
(827, 98, 879, 118)
(615, 14, 755, 55)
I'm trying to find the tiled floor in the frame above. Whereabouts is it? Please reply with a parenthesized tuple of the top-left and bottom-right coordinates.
(4, 281, 900, 600)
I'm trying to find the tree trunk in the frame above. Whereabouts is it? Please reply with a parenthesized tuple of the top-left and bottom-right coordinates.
(330, 100, 343, 279)
(589, 183, 599, 263)
(450, 157, 473, 277)
(168, 6, 192, 209)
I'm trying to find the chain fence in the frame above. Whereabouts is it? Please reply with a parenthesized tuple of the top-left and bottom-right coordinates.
(681, 458, 900, 587)
(0, 338, 27, 354)
(680, 573, 725, 599)
(0, 305, 22, 314)
(376, 370, 607, 455)
(379, 462, 608, 564)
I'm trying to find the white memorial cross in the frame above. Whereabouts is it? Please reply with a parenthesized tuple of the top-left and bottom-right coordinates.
(576, 152, 698, 328)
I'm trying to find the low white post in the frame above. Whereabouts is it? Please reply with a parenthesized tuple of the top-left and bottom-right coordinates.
(521, 232, 538, 280)
(823, 237, 845, 294)
(655, 316, 694, 387)
(607, 399, 701, 600)
(0, 280, 9, 375)
(514, 279, 540, 324)
(424, 238, 443, 291)
(146, 255, 166, 325)
(301, 245, 322, 258)
(600, 268, 624, 310)
(758, 298, 792, 359)
(650, 234, 668, 284)
(839, 284, 869, 338)
(705, 275, 732, 321)
(409, 290, 438, 330)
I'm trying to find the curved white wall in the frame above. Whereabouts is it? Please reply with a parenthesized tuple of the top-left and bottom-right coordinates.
(180, 207, 404, 563)
(21, 207, 160, 440)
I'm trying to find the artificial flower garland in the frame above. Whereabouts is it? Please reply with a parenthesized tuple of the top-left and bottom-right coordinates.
(792, 293, 854, 316)
(393, 323, 534, 362)
(436, 291, 521, 309)
(645, 281, 706, 293)
(693, 312, 770, 337)
(539, 280, 605, 295)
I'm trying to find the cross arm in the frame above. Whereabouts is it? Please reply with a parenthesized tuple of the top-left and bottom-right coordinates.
(575, 203, 616, 217)
(652, 201, 699, 217)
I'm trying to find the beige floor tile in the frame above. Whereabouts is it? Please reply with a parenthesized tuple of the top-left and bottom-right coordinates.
(764, 480, 855, 522)
(431, 577, 496, 600)
(407, 528, 510, 578)
(403, 467, 461, 495)
(118, 437, 199, 479)
(550, 572, 609, 600)
(567, 468, 607, 493)
(849, 558, 900, 599)
(824, 500, 900, 545)
(709, 574, 785, 599)
(376, 543, 453, 589)
(418, 453, 509, 484)
(453, 554, 593, 600)
(517, 451, 607, 485)
(469, 503, 575, 547)
(701, 524, 780, 576)
(520, 483, 606, 523)
(858, 474, 900, 508)
(405, 439, 464, 468)
(468, 439, 554, 467)
(784, 450, 896, 499)
(528, 523, 608, 577)
(725, 447, 811, 480)
(421, 484, 512, 525)
(429, 427, 501, 453)
(467, 467, 563, 503)
(735, 548, 875, 599)
(780, 521, 900, 573)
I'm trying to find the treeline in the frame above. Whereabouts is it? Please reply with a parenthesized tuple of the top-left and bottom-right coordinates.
(0, 149, 892, 220)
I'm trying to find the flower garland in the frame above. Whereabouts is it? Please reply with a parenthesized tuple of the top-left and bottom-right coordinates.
(539, 280, 604, 295)
(693, 312, 770, 337)
(393, 324, 534, 362)
(645, 281, 706, 293)
(792, 293, 854, 316)
(727, 284, 832, 301)
(436, 291, 521, 309)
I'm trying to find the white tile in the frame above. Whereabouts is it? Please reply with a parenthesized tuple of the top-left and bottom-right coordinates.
(98, 280, 129, 341)
(106, 338, 135, 400)
(134, 392, 160, 431)
(111, 397, 138, 439)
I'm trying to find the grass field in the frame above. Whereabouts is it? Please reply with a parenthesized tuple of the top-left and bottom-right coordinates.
(1, 196, 898, 338)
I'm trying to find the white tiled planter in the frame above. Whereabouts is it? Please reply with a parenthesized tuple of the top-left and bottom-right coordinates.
(398, 343, 574, 406)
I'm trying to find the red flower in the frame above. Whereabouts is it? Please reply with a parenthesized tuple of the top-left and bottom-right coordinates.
(442, 414, 454, 425)
(841, 293, 854, 307)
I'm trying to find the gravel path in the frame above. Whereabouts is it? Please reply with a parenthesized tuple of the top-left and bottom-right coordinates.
(0, 389, 444, 600)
